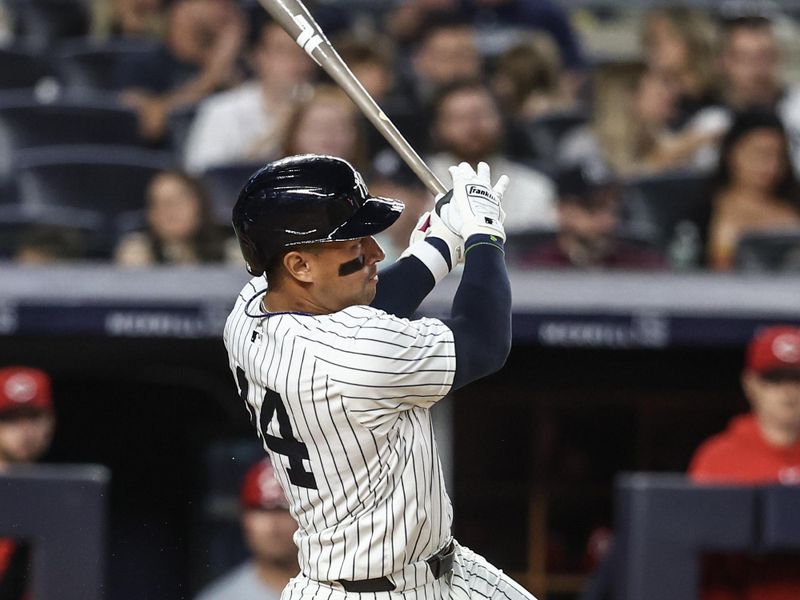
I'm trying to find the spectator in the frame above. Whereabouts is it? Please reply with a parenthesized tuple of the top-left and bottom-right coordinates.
(14, 226, 88, 264)
(693, 16, 800, 171)
(280, 86, 368, 172)
(336, 37, 398, 108)
(115, 170, 229, 266)
(517, 163, 666, 269)
(116, 0, 247, 141)
(0, 367, 56, 600)
(90, 0, 164, 41)
(367, 150, 433, 264)
(689, 325, 800, 600)
(336, 35, 426, 155)
(195, 458, 297, 600)
(427, 79, 557, 232)
(642, 6, 721, 125)
(387, 0, 585, 72)
(559, 60, 720, 177)
(407, 13, 482, 106)
(491, 34, 574, 121)
(706, 110, 800, 271)
(183, 18, 314, 173)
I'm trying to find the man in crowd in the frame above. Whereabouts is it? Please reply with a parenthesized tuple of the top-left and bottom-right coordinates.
(116, 0, 247, 141)
(517, 163, 665, 269)
(409, 14, 482, 105)
(0, 367, 57, 600)
(693, 15, 800, 170)
(195, 458, 298, 600)
(689, 325, 800, 600)
(427, 79, 556, 233)
(183, 17, 314, 173)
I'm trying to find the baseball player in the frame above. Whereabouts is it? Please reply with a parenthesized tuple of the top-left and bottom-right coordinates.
(224, 154, 535, 600)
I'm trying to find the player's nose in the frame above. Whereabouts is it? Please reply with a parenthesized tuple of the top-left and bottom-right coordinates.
(363, 236, 385, 264)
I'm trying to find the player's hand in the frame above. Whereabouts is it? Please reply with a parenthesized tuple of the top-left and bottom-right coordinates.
(405, 197, 464, 267)
(448, 162, 509, 242)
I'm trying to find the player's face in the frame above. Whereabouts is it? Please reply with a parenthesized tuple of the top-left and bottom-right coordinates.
(0, 411, 55, 465)
(306, 236, 385, 312)
(241, 509, 298, 567)
(744, 371, 800, 435)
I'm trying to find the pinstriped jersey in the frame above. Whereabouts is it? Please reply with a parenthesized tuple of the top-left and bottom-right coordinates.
(223, 277, 457, 582)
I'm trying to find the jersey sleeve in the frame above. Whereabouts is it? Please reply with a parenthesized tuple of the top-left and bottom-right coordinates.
(316, 307, 456, 428)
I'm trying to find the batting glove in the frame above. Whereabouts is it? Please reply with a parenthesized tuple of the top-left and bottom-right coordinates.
(449, 161, 509, 242)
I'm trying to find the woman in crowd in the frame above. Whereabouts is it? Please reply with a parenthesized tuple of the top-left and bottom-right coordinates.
(280, 85, 368, 171)
(706, 110, 800, 270)
(492, 33, 575, 121)
(642, 6, 720, 125)
(115, 170, 228, 266)
(560, 60, 724, 177)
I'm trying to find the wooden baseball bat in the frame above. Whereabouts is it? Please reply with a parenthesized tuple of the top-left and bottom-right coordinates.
(255, 0, 447, 196)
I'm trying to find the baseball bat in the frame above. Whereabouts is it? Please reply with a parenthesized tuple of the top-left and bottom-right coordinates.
(255, 0, 447, 196)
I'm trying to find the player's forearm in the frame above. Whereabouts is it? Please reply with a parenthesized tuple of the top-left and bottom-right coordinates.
(447, 234, 512, 391)
(370, 238, 451, 318)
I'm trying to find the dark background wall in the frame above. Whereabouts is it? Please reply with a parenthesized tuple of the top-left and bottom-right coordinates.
(0, 337, 748, 599)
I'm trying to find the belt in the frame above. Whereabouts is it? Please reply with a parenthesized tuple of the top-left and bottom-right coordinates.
(335, 541, 456, 593)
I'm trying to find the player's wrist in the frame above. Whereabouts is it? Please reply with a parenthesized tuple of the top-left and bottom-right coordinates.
(464, 233, 505, 256)
(399, 238, 451, 283)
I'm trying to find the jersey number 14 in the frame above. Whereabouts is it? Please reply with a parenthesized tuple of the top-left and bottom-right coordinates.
(236, 367, 318, 490)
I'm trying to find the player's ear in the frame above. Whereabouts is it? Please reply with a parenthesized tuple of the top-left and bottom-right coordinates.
(282, 250, 314, 284)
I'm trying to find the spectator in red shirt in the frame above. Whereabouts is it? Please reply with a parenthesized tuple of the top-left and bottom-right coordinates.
(0, 367, 56, 600)
(689, 325, 800, 600)
(514, 162, 666, 269)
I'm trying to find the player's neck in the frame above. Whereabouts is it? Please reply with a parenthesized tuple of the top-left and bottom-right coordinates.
(757, 416, 800, 448)
(253, 559, 295, 591)
(263, 290, 328, 315)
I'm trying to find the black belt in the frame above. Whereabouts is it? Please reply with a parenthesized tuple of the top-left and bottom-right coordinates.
(335, 541, 456, 593)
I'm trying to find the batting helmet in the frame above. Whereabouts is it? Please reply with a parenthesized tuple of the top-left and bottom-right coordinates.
(233, 154, 404, 276)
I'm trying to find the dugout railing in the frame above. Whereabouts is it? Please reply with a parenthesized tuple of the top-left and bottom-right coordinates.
(613, 473, 800, 600)
(0, 464, 109, 600)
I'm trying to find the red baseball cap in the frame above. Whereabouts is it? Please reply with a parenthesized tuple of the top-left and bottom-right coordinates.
(0, 367, 53, 416)
(746, 326, 800, 375)
(240, 458, 290, 511)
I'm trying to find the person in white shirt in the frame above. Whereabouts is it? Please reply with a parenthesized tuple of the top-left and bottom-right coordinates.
(183, 18, 314, 173)
(426, 79, 557, 232)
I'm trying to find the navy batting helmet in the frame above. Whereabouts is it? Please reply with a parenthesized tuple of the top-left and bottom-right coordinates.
(232, 155, 404, 276)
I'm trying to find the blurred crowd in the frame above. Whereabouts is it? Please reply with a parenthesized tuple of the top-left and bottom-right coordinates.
(1, 0, 800, 272)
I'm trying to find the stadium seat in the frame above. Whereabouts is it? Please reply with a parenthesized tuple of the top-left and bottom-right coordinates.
(202, 163, 263, 223)
(522, 110, 588, 164)
(504, 229, 558, 266)
(620, 171, 711, 251)
(0, 92, 142, 179)
(12, 145, 174, 219)
(56, 39, 159, 92)
(0, 203, 104, 258)
(734, 230, 800, 272)
(0, 48, 57, 90)
(6, 0, 90, 49)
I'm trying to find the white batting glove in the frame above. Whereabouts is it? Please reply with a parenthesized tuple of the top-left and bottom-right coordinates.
(448, 162, 509, 242)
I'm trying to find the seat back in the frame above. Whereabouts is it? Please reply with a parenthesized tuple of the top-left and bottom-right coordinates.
(734, 230, 800, 272)
(56, 39, 159, 91)
(13, 145, 173, 218)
